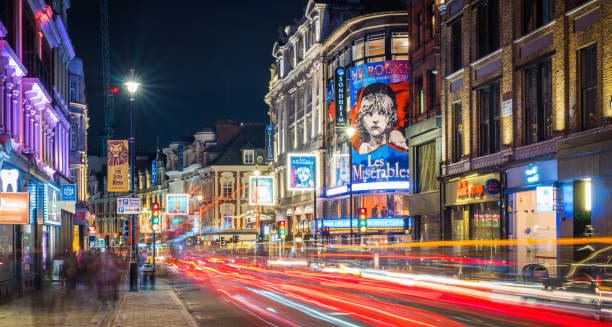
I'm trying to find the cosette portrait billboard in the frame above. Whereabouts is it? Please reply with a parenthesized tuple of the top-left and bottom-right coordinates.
(167, 194, 189, 215)
(348, 60, 410, 190)
(287, 154, 316, 191)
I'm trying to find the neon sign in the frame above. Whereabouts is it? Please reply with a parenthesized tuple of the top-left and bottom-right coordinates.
(317, 218, 405, 229)
(525, 166, 539, 183)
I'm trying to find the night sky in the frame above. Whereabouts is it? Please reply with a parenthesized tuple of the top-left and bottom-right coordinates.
(68, 1, 305, 155)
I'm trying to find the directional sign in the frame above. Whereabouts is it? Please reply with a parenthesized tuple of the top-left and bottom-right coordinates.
(117, 197, 142, 215)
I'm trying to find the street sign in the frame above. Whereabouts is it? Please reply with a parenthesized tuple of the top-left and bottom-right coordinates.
(117, 197, 142, 214)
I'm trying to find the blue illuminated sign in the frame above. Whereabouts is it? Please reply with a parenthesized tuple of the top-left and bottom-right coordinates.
(317, 218, 405, 229)
(525, 166, 539, 183)
(152, 160, 157, 185)
(61, 184, 77, 202)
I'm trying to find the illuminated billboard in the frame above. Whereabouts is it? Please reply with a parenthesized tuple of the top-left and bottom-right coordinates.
(348, 60, 410, 191)
(249, 176, 274, 206)
(166, 194, 189, 215)
(0, 193, 29, 224)
(107, 140, 129, 192)
(45, 184, 61, 226)
(288, 154, 316, 191)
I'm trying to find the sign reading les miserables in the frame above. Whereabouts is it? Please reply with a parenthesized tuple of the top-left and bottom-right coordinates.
(107, 140, 129, 192)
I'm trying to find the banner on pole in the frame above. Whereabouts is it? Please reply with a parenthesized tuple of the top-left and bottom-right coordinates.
(107, 140, 130, 192)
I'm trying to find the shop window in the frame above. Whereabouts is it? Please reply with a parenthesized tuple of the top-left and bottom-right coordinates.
(523, 0, 551, 35)
(416, 12, 423, 47)
(453, 102, 463, 162)
(476, 0, 499, 59)
(478, 81, 501, 155)
(450, 19, 462, 72)
(524, 60, 552, 144)
(580, 44, 597, 130)
(416, 142, 437, 193)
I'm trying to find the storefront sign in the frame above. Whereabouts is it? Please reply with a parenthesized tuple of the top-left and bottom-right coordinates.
(456, 180, 484, 198)
(167, 194, 189, 215)
(88, 225, 97, 234)
(0, 168, 19, 192)
(249, 176, 274, 206)
(117, 197, 142, 215)
(506, 160, 557, 189)
(0, 193, 29, 224)
(61, 184, 77, 202)
(288, 154, 316, 191)
(107, 140, 129, 192)
(349, 61, 411, 191)
(484, 179, 501, 195)
(45, 185, 61, 225)
(334, 67, 347, 126)
(265, 125, 274, 162)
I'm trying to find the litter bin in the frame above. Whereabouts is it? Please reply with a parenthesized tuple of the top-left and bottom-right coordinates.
(140, 264, 155, 290)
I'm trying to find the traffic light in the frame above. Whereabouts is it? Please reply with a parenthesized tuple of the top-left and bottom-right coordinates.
(358, 207, 367, 233)
(151, 202, 160, 232)
(122, 218, 129, 240)
(277, 221, 286, 239)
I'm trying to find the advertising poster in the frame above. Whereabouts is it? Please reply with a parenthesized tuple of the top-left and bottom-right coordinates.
(249, 176, 274, 205)
(326, 81, 334, 122)
(288, 154, 316, 191)
(0, 193, 29, 224)
(45, 185, 61, 225)
(107, 140, 129, 192)
(348, 60, 410, 189)
(167, 194, 189, 215)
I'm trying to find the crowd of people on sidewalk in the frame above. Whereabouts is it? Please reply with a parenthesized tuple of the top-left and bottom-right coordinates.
(61, 249, 124, 307)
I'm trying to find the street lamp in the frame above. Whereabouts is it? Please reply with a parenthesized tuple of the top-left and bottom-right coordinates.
(125, 69, 140, 292)
(345, 126, 355, 245)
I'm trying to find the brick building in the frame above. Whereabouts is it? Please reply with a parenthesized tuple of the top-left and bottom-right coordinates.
(438, 0, 611, 277)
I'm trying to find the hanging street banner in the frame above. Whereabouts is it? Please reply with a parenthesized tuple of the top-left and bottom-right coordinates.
(107, 140, 129, 192)
(61, 184, 77, 202)
(265, 125, 274, 162)
(177, 145, 184, 171)
(0, 193, 29, 224)
(117, 197, 142, 215)
(249, 176, 274, 205)
(167, 194, 189, 215)
(334, 67, 347, 126)
(287, 154, 316, 191)
(348, 61, 411, 191)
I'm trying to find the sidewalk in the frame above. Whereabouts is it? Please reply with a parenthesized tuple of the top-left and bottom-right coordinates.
(0, 276, 197, 327)
(107, 279, 198, 327)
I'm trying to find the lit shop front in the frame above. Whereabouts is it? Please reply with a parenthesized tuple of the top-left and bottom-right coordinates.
(444, 173, 502, 241)
(505, 160, 559, 277)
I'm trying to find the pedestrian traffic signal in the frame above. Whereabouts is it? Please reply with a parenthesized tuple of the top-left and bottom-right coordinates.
(151, 202, 160, 232)
(278, 220, 286, 239)
(359, 207, 367, 233)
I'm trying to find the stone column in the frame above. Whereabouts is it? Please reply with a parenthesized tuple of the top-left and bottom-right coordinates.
(5, 83, 12, 136)
(24, 105, 30, 151)
(12, 88, 19, 140)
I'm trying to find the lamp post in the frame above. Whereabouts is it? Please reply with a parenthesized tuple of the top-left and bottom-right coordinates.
(345, 126, 356, 245)
(125, 70, 140, 292)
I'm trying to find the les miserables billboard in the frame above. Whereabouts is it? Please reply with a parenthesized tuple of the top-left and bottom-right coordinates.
(348, 60, 410, 192)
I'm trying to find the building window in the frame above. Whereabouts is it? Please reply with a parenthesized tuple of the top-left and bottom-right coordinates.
(429, 70, 436, 110)
(415, 76, 424, 114)
(416, 12, 423, 47)
(416, 141, 437, 193)
(222, 183, 233, 198)
(366, 33, 385, 63)
(296, 36, 303, 63)
(429, 2, 436, 38)
(69, 80, 76, 102)
(453, 102, 463, 162)
(450, 19, 462, 72)
(478, 81, 501, 155)
(352, 37, 365, 66)
(477, 0, 499, 59)
(243, 149, 254, 164)
(523, 0, 551, 35)
(70, 124, 77, 151)
(524, 60, 552, 144)
(287, 47, 294, 70)
(580, 44, 597, 130)
(391, 32, 409, 60)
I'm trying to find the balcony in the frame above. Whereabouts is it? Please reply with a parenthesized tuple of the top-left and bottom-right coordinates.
(23, 50, 52, 93)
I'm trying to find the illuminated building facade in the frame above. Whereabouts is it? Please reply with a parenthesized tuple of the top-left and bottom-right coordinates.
(0, 0, 80, 298)
(439, 0, 611, 276)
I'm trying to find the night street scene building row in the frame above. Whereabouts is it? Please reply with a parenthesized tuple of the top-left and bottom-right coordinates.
(0, 0, 90, 300)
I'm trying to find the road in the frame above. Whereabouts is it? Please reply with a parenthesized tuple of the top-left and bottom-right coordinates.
(163, 256, 610, 327)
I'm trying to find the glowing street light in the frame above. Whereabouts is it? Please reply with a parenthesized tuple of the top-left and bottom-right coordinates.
(125, 81, 140, 94)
